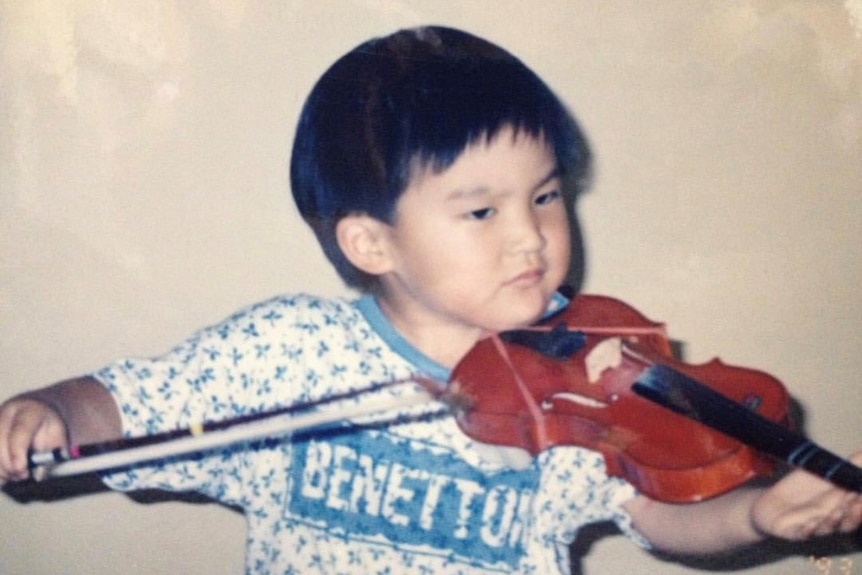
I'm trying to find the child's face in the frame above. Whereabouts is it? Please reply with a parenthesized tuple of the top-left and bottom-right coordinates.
(378, 127, 571, 339)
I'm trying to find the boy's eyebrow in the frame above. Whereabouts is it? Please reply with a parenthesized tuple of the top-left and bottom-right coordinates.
(446, 166, 562, 201)
(533, 166, 563, 190)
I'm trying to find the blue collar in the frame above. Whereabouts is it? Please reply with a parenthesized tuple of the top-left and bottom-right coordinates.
(354, 295, 452, 382)
(354, 291, 571, 382)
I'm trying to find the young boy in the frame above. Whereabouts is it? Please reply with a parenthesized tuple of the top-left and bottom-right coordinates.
(0, 25, 859, 575)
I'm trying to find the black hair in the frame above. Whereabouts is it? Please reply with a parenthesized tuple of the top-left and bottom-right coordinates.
(290, 26, 589, 290)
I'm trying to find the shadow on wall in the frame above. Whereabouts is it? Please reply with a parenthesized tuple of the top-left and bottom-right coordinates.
(4, 473, 241, 517)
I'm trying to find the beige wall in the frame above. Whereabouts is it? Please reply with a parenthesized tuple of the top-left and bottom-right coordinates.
(1, 1, 860, 574)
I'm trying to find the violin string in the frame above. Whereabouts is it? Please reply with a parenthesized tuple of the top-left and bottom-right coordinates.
(509, 323, 667, 338)
(490, 334, 550, 447)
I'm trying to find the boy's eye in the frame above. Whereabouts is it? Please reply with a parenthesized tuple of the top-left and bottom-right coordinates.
(535, 190, 561, 205)
(467, 207, 496, 220)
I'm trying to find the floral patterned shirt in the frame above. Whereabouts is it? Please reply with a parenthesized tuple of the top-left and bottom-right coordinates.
(96, 293, 647, 574)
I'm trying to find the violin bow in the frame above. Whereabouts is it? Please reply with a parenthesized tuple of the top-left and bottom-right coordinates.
(28, 379, 445, 480)
(633, 364, 862, 493)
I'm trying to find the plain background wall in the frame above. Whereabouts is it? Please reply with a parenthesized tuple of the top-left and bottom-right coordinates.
(1, 1, 860, 574)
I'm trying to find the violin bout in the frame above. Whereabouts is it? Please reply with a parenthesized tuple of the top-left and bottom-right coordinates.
(450, 294, 791, 503)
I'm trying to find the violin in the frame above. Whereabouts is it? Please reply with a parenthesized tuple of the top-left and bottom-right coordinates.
(26, 294, 862, 503)
(449, 294, 862, 503)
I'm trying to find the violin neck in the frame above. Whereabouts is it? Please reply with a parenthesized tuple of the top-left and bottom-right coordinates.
(633, 364, 862, 493)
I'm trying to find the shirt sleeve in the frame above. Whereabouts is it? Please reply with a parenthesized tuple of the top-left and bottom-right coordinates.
(538, 447, 652, 550)
(92, 294, 341, 501)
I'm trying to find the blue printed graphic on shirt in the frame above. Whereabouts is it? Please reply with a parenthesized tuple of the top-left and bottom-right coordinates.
(288, 429, 537, 570)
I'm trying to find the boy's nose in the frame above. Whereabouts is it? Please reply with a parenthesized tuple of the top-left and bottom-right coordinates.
(509, 211, 547, 253)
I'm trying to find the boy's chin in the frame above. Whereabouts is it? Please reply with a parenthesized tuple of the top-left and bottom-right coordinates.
(495, 300, 551, 330)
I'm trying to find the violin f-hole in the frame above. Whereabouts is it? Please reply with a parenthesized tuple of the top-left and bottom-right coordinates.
(541, 392, 610, 411)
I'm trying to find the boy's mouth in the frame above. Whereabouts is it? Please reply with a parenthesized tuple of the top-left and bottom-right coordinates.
(504, 267, 545, 287)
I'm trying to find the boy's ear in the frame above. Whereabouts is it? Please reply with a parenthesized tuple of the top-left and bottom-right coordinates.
(335, 214, 394, 276)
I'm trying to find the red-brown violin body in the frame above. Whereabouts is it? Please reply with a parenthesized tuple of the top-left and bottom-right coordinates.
(450, 294, 791, 503)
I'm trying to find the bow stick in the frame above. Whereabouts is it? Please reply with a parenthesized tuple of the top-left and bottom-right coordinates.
(28, 379, 446, 479)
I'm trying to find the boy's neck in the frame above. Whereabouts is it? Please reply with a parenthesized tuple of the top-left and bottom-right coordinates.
(374, 295, 487, 369)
